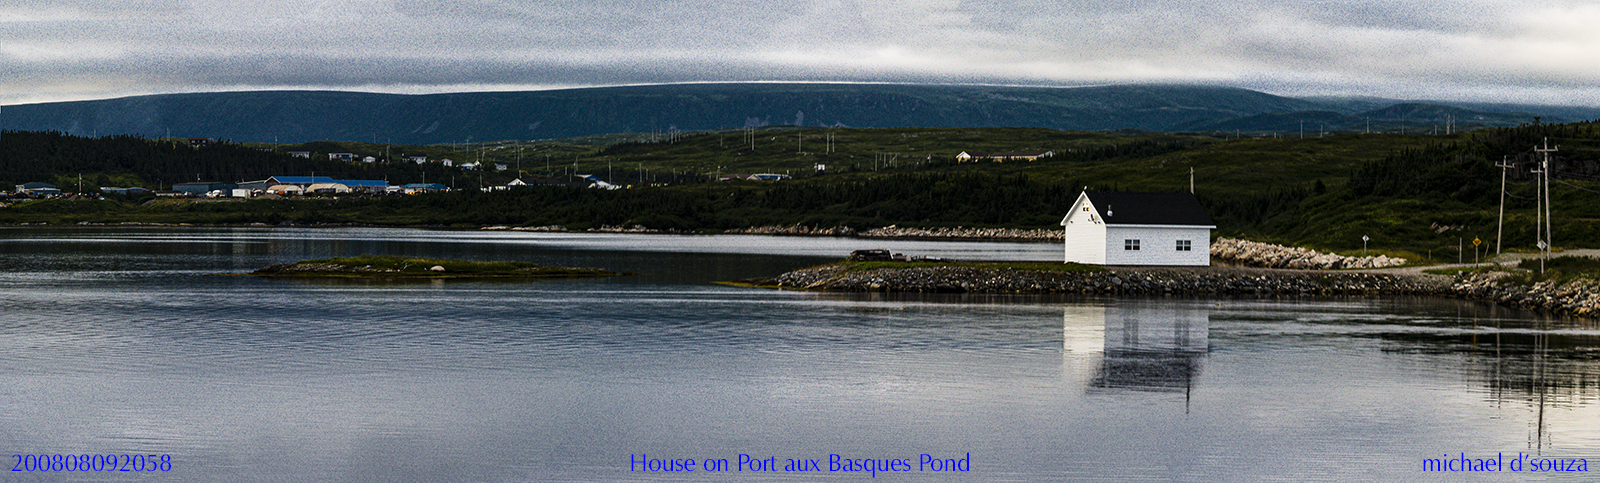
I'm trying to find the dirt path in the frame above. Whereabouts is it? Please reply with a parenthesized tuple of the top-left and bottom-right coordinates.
(1354, 249, 1600, 279)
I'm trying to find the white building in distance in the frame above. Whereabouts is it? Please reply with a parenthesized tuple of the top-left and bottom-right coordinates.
(1060, 191, 1214, 266)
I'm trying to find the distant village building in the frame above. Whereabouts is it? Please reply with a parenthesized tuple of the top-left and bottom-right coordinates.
(287, 151, 312, 158)
(238, 176, 387, 193)
(266, 184, 304, 195)
(363, 156, 378, 163)
(336, 180, 391, 193)
(306, 183, 351, 194)
(1060, 191, 1214, 266)
(172, 182, 238, 196)
(16, 182, 61, 196)
(237, 179, 271, 191)
(578, 175, 621, 190)
(241, 176, 334, 191)
(402, 183, 448, 194)
(405, 155, 428, 164)
(508, 178, 587, 188)
(328, 153, 356, 161)
(955, 151, 1054, 162)
(718, 173, 788, 181)
(188, 138, 210, 148)
(99, 187, 150, 195)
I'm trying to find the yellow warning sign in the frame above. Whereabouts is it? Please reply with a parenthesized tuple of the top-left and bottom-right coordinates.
(1472, 238, 1482, 247)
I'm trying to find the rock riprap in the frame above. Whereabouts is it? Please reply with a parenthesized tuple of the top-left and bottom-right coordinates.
(1210, 238, 1406, 269)
(1449, 270, 1600, 317)
(770, 264, 1442, 295)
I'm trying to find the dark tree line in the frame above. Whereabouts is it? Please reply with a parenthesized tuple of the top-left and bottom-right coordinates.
(0, 131, 468, 191)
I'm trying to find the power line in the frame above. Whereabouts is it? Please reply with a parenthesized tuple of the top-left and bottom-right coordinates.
(1552, 178, 1600, 194)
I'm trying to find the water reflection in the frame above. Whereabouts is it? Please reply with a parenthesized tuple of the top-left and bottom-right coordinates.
(1063, 301, 1209, 397)
(1463, 315, 1600, 451)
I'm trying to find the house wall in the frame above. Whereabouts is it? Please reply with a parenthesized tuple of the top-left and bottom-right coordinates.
(1062, 199, 1107, 264)
(1102, 226, 1211, 266)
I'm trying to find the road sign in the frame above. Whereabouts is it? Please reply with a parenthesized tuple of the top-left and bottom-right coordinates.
(1472, 238, 1481, 247)
(1538, 240, 1548, 250)
(1362, 235, 1369, 242)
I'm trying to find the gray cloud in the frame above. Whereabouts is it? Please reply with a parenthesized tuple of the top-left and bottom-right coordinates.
(1, 0, 1596, 106)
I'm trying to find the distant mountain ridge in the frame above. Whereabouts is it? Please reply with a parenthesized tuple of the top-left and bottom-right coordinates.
(2, 83, 1595, 143)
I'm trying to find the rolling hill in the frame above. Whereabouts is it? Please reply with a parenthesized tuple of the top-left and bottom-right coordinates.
(6, 83, 1592, 144)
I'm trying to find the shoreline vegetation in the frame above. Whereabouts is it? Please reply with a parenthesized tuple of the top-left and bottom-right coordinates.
(249, 255, 626, 279)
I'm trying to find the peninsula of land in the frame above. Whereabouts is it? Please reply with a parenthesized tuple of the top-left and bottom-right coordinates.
(250, 255, 625, 279)
(744, 246, 1600, 319)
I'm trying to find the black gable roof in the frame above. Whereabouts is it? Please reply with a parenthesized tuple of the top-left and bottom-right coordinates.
(1083, 191, 1214, 226)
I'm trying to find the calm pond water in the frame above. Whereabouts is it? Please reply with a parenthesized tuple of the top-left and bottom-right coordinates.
(1, 227, 1597, 481)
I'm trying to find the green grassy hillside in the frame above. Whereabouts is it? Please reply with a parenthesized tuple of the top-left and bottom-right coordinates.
(4, 121, 1598, 259)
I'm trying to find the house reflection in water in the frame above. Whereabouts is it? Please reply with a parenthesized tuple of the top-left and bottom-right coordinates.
(1063, 301, 1209, 396)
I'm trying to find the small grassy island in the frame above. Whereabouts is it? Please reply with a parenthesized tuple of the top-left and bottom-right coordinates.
(250, 255, 626, 279)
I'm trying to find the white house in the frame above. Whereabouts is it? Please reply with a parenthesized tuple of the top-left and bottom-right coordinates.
(1060, 191, 1214, 266)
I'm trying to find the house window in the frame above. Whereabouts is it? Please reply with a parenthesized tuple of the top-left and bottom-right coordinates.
(1176, 240, 1192, 251)
(1124, 239, 1140, 251)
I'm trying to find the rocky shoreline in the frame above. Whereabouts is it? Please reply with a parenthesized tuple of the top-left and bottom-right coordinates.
(1449, 270, 1600, 317)
(765, 264, 1445, 296)
(1210, 237, 1406, 269)
(755, 263, 1600, 318)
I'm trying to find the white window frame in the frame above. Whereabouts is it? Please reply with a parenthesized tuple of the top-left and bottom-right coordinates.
(1124, 239, 1140, 251)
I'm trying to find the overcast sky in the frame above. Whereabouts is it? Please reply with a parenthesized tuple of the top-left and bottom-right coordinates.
(2, 0, 1597, 106)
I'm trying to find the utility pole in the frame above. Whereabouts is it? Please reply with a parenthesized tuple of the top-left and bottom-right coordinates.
(1535, 138, 1558, 270)
(1495, 156, 1513, 255)
(1532, 159, 1544, 273)
(1189, 166, 1194, 194)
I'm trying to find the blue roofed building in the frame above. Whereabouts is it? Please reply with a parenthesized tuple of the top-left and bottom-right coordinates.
(333, 180, 391, 193)
(16, 182, 62, 196)
(267, 176, 336, 186)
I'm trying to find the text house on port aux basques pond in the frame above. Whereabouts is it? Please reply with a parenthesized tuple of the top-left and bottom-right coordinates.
(1060, 191, 1215, 266)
